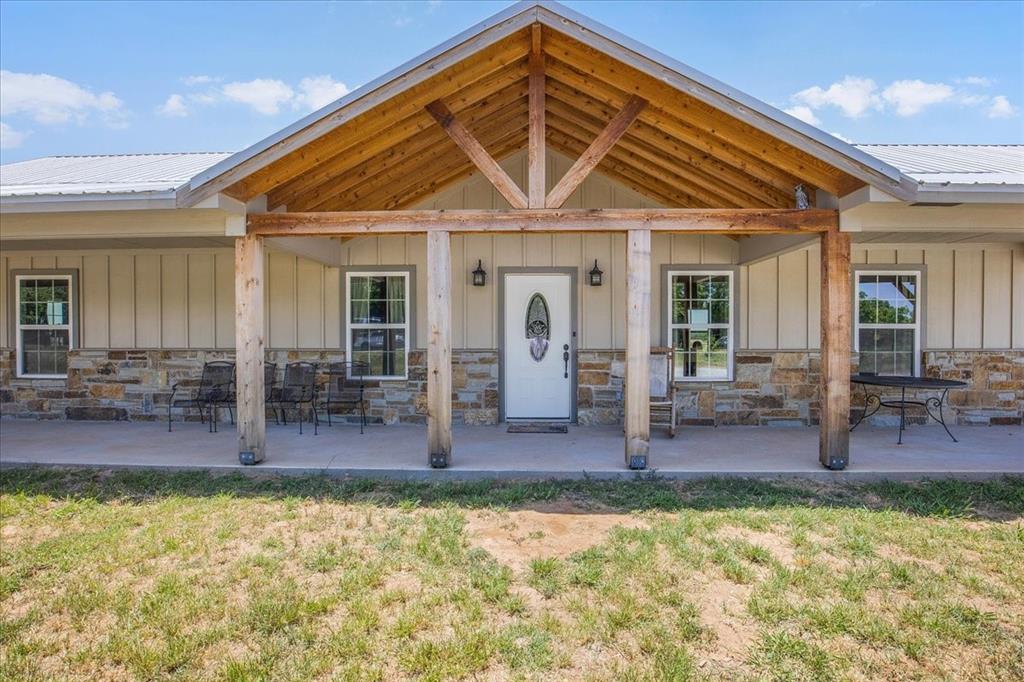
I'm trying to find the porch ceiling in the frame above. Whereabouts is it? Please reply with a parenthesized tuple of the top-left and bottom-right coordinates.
(223, 25, 867, 213)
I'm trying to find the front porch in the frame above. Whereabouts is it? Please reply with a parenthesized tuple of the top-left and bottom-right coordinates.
(2, 419, 1020, 480)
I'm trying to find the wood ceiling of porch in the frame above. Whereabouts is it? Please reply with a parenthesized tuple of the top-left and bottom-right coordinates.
(226, 26, 866, 213)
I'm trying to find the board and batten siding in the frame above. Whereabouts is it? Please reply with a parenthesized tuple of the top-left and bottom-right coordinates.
(1, 149, 1020, 352)
(740, 243, 1024, 351)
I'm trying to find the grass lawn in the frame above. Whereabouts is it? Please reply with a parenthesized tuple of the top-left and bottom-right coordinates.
(1, 470, 1022, 681)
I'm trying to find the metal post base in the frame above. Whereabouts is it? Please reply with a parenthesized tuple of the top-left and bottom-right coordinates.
(820, 455, 847, 471)
(429, 453, 449, 468)
(239, 451, 262, 465)
(628, 455, 648, 470)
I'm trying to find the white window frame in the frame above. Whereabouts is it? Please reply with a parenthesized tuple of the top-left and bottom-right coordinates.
(853, 269, 922, 376)
(15, 274, 75, 379)
(345, 270, 410, 380)
(666, 269, 735, 382)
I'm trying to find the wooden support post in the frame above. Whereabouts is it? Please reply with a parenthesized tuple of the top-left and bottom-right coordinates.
(819, 227, 851, 470)
(527, 24, 545, 208)
(625, 228, 651, 469)
(427, 230, 453, 467)
(235, 233, 266, 464)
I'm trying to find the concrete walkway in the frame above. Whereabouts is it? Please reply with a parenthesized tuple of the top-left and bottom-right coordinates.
(1, 419, 1021, 480)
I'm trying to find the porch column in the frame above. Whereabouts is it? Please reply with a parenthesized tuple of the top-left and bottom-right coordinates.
(819, 226, 852, 469)
(427, 230, 453, 467)
(235, 233, 266, 464)
(625, 228, 651, 469)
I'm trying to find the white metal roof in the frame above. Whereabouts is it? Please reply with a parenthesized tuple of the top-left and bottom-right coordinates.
(855, 145, 1024, 186)
(0, 152, 232, 197)
(2, 145, 1021, 205)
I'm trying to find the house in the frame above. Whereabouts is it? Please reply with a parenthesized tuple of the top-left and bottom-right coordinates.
(1, 1, 1022, 472)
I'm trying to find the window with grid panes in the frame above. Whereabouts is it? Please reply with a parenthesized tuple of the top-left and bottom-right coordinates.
(345, 272, 409, 379)
(855, 271, 920, 376)
(16, 275, 73, 378)
(667, 271, 734, 381)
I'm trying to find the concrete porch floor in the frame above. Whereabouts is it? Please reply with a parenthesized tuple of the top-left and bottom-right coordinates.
(1, 419, 1021, 480)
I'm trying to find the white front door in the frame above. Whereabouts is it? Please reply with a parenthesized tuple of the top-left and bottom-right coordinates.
(504, 273, 573, 420)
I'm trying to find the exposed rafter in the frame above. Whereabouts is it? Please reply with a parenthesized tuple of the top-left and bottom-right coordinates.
(425, 99, 529, 209)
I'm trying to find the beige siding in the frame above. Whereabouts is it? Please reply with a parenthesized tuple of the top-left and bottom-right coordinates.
(741, 243, 1024, 351)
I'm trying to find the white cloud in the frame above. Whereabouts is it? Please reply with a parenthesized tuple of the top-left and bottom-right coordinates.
(881, 80, 954, 116)
(987, 95, 1018, 119)
(222, 78, 294, 115)
(793, 76, 881, 118)
(0, 70, 125, 126)
(294, 75, 349, 111)
(0, 121, 27, 149)
(157, 93, 189, 117)
(829, 131, 854, 144)
(956, 76, 993, 87)
(182, 75, 217, 86)
(783, 105, 820, 126)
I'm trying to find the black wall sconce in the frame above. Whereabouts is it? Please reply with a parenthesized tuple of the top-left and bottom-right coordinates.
(588, 259, 603, 286)
(472, 259, 487, 286)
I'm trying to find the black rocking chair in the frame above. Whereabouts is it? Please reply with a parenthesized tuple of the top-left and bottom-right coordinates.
(322, 361, 369, 434)
(167, 361, 235, 433)
(273, 361, 320, 435)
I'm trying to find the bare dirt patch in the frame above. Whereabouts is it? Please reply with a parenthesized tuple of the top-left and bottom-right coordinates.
(464, 501, 647, 570)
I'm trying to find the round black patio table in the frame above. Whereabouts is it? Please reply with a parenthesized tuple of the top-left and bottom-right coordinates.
(849, 374, 967, 445)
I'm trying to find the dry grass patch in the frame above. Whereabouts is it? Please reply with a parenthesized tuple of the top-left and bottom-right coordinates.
(1, 470, 1022, 680)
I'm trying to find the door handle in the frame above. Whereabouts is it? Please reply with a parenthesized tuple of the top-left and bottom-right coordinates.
(563, 344, 570, 378)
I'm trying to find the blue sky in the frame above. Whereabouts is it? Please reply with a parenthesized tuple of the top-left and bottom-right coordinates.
(1, 1, 1022, 163)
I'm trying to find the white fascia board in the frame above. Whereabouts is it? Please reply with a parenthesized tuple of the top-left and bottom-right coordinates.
(914, 185, 1024, 204)
(0, 191, 178, 213)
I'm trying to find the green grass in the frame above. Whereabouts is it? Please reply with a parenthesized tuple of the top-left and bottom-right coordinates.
(1, 468, 1022, 680)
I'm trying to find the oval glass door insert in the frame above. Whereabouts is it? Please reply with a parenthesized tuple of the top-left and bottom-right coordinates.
(525, 293, 550, 362)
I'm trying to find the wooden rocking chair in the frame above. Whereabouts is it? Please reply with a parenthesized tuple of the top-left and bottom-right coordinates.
(650, 347, 677, 437)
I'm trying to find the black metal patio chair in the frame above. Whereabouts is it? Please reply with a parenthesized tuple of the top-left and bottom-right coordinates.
(272, 361, 320, 435)
(322, 361, 369, 434)
(167, 361, 235, 433)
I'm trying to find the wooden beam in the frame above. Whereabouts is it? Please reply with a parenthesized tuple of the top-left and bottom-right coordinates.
(546, 95, 647, 208)
(528, 24, 545, 208)
(248, 208, 837, 236)
(425, 99, 529, 209)
(624, 228, 651, 469)
(427, 230, 453, 467)
(235, 234, 266, 464)
(819, 227, 851, 470)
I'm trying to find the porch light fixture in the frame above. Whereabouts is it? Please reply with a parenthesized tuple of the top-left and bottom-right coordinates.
(588, 259, 603, 286)
(472, 259, 487, 286)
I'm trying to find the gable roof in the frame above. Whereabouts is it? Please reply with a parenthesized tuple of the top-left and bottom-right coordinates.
(176, 0, 920, 209)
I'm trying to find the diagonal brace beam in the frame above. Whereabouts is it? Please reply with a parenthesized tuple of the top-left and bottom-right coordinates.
(546, 95, 647, 208)
(425, 99, 528, 209)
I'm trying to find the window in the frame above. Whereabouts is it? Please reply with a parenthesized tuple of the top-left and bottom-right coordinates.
(855, 271, 920, 376)
(345, 272, 409, 379)
(667, 270, 734, 381)
(15, 274, 74, 378)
